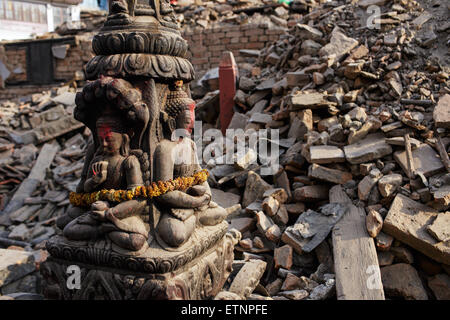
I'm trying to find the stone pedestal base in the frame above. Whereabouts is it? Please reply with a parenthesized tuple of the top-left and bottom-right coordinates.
(40, 222, 240, 300)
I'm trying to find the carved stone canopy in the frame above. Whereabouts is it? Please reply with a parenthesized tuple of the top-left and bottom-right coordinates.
(86, 0, 194, 82)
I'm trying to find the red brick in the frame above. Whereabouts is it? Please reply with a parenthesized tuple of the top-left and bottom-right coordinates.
(268, 35, 281, 41)
(225, 43, 243, 50)
(193, 52, 205, 58)
(226, 31, 241, 38)
(274, 244, 293, 270)
(191, 46, 206, 55)
(246, 42, 265, 49)
(192, 57, 209, 65)
(245, 29, 264, 37)
(210, 57, 221, 64)
(209, 38, 223, 45)
(266, 28, 286, 35)
(210, 44, 226, 51)
(226, 25, 241, 32)
(215, 32, 226, 38)
(230, 37, 240, 44)
(241, 24, 255, 31)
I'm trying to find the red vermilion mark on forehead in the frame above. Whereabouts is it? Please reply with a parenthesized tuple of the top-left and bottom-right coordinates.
(188, 102, 195, 129)
(98, 124, 112, 140)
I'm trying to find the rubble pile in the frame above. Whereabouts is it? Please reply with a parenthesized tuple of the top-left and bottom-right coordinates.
(174, 0, 307, 29)
(0, 0, 449, 300)
(0, 86, 89, 297)
(199, 0, 450, 301)
(54, 10, 108, 36)
(38, 10, 108, 39)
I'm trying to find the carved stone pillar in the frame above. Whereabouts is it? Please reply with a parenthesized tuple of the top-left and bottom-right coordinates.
(40, 0, 240, 300)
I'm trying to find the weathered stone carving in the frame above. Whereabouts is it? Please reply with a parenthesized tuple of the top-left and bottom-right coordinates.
(153, 83, 229, 247)
(42, 0, 240, 300)
(42, 230, 240, 300)
(85, 54, 195, 81)
(92, 31, 190, 56)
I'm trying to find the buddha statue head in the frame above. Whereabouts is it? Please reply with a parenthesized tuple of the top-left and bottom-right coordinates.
(162, 81, 196, 138)
(95, 109, 131, 157)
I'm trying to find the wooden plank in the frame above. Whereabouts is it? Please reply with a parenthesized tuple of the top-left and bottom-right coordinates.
(404, 133, 415, 179)
(436, 136, 450, 173)
(330, 185, 385, 300)
(0, 142, 60, 217)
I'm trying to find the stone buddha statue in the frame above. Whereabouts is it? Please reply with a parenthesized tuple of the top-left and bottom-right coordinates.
(55, 76, 152, 252)
(153, 83, 229, 248)
(61, 110, 149, 251)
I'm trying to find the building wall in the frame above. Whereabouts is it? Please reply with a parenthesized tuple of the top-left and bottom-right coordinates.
(53, 36, 93, 80)
(0, 22, 286, 99)
(183, 23, 286, 75)
(2, 46, 27, 83)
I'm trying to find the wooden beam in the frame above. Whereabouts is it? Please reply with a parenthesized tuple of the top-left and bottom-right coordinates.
(0, 142, 60, 218)
(404, 133, 415, 180)
(436, 136, 450, 173)
(330, 185, 385, 300)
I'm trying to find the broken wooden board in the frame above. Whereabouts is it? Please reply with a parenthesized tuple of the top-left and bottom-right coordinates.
(330, 185, 385, 300)
(9, 115, 83, 145)
(0, 142, 60, 217)
(383, 194, 450, 265)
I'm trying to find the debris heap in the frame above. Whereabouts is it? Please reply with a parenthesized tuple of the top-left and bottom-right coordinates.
(198, 0, 450, 301)
(0, 0, 449, 300)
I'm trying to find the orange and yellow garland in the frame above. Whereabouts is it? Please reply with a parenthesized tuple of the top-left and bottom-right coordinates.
(69, 169, 209, 208)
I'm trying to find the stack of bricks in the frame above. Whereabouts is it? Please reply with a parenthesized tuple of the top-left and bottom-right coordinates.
(2, 47, 27, 84)
(182, 22, 286, 75)
(54, 36, 94, 81)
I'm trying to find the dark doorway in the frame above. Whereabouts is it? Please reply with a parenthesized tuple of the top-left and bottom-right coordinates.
(28, 41, 54, 85)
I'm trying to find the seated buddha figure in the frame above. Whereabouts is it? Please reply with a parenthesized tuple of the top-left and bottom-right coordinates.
(153, 85, 229, 248)
(62, 110, 149, 251)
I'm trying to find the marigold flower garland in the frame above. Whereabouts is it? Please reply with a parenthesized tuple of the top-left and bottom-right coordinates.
(69, 169, 209, 207)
